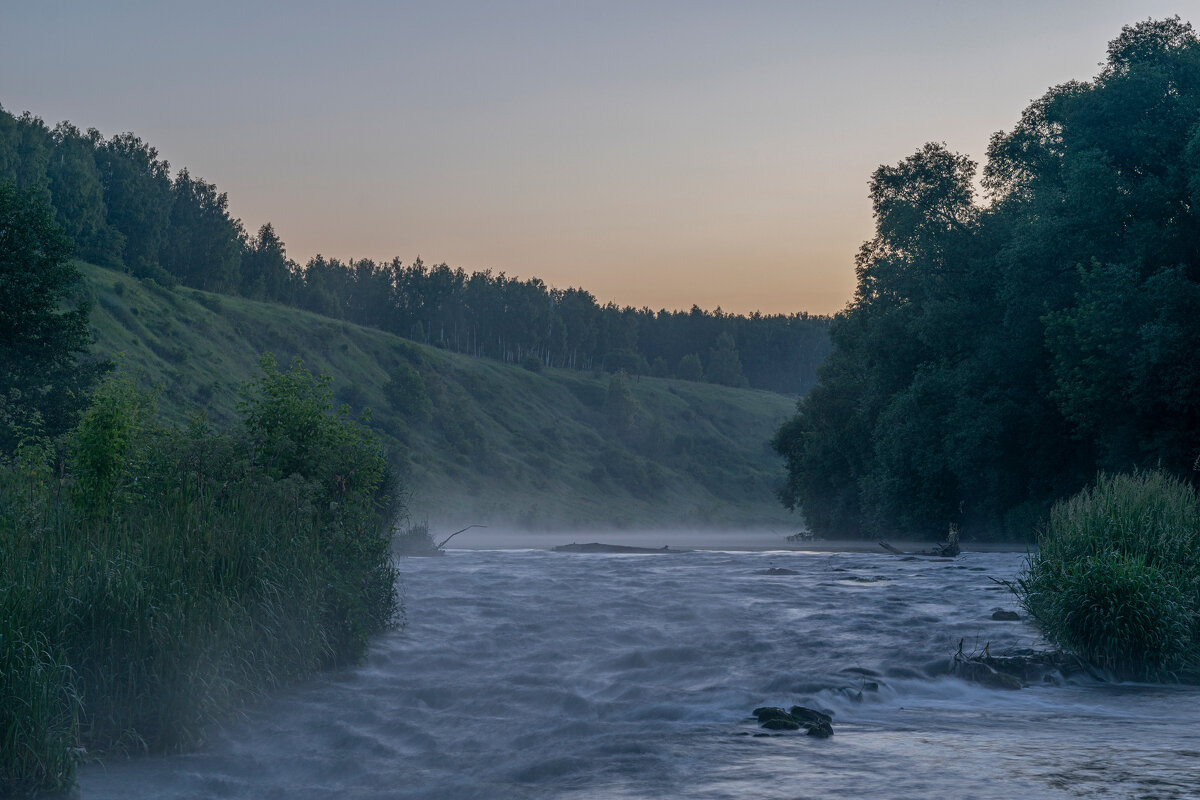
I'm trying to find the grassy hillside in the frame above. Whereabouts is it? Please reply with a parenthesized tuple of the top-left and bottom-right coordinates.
(80, 263, 799, 531)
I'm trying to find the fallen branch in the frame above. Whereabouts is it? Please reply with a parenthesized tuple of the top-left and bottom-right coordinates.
(436, 524, 487, 549)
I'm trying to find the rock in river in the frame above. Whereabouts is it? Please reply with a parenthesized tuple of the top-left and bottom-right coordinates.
(751, 706, 834, 737)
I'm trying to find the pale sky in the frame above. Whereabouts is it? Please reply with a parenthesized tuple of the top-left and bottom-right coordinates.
(1, 1, 1187, 314)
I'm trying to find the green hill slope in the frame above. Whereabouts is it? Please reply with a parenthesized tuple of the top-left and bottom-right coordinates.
(81, 263, 799, 531)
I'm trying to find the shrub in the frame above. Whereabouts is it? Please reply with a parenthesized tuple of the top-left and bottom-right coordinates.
(1015, 470, 1200, 680)
(0, 357, 400, 793)
(676, 353, 704, 382)
(604, 372, 638, 433)
(336, 382, 367, 410)
(384, 362, 432, 420)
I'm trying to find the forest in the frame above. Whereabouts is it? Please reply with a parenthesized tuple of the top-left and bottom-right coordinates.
(774, 17, 1200, 539)
(0, 108, 829, 395)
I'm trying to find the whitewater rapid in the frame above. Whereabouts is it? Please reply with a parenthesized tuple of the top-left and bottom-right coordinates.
(79, 545, 1200, 799)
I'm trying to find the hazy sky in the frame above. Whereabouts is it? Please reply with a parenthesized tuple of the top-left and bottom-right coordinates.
(1, 2, 1186, 314)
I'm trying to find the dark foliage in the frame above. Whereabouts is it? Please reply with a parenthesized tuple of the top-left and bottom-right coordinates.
(0, 105, 830, 397)
(775, 17, 1200, 539)
(0, 181, 105, 451)
(1, 360, 399, 794)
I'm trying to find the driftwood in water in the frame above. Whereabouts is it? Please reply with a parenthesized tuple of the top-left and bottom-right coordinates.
(436, 524, 487, 549)
(879, 524, 961, 557)
(395, 522, 486, 556)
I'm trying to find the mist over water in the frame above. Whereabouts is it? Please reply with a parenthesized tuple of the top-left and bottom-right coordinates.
(79, 540, 1200, 799)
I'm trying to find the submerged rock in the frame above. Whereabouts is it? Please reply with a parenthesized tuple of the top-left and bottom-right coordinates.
(953, 656, 1023, 690)
(755, 567, 800, 576)
(968, 649, 1095, 684)
(552, 542, 685, 554)
(975, 667, 1022, 690)
(788, 706, 833, 727)
(750, 706, 835, 737)
(841, 666, 882, 678)
(991, 609, 1021, 621)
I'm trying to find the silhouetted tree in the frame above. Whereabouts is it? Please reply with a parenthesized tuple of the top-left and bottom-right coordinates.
(0, 183, 105, 450)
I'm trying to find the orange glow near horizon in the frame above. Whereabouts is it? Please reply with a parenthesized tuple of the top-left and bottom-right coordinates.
(2, 2, 1183, 317)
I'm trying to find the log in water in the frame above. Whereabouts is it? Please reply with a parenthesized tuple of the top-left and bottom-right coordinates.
(79, 542, 1200, 799)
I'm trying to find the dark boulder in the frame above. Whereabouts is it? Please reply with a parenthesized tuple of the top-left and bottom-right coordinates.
(788, 706, 833, 727)
(751, 706, 793, 724)
(762, 717, 802, 731)
(751, 705, 835, 736)
(805, 719, 834, 738)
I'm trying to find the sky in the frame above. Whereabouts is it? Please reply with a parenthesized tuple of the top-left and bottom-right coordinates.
(1, 1, 1188, 315)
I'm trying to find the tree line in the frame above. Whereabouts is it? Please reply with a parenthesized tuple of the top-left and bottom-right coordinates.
(774, 17, 1200, 539)
(0, 107, 830, 395)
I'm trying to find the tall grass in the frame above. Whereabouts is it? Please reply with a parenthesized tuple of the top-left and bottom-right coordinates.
(1015, 470, 1200, 681)
(0, 358, 399, 795)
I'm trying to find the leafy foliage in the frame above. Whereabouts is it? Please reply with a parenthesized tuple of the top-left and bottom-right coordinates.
(0, 181, 105, 451)
(1014, 471, 1200, 680)
(775, 18, 1200, 538)
(0, 359, 399, 794)
(0, 104, 830, 396)
(604, 371, 639, 433)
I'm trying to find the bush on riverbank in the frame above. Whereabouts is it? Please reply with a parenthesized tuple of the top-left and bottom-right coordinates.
(0, 358, 399, 796)
(1014, 471, 1200, 681)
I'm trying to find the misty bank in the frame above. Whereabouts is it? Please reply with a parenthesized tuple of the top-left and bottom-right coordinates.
(0, 359, 398, 797)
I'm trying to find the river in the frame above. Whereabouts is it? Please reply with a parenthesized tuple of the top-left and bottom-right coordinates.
(78, 538, 1200, 799)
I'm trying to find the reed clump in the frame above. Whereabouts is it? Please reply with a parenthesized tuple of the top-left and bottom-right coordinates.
(1015, 470, 1200, 681)
(0, 356, 399, 796)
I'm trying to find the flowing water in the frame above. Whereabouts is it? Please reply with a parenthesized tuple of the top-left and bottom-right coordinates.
(79, 539, 1200, 799)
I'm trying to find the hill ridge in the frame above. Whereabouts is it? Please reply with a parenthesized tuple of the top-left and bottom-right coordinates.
(81, 262, 799, 531)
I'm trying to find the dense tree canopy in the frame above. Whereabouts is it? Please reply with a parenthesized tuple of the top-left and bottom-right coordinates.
(775, 17, 1200, 539)
(0, 182, 104, 450)
(0, 103, 831, 395)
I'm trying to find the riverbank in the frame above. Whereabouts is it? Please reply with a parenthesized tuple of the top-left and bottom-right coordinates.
(420, 526, 1032, 553)
(0, 361, 398, 796)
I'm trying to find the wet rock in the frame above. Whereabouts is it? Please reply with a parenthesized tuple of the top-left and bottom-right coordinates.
(981, 671, 1023, 691)
(752, 705, 835, 736)
(841, 666, 882, 678)
(788, 706, 833, 727)
(954, 659, 1023, 690)
(971, 649, 1095, 684)
(991, 609, 1021, 621)
(762, 717, 802, 731)
(755, 567, 799, 576)
(752, 707, 793, 724)
(790, 706, 836, 736)
(805, 719, 834, 738)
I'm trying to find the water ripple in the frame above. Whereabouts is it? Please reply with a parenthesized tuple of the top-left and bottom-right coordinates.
(79, 547, 1200, 799)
